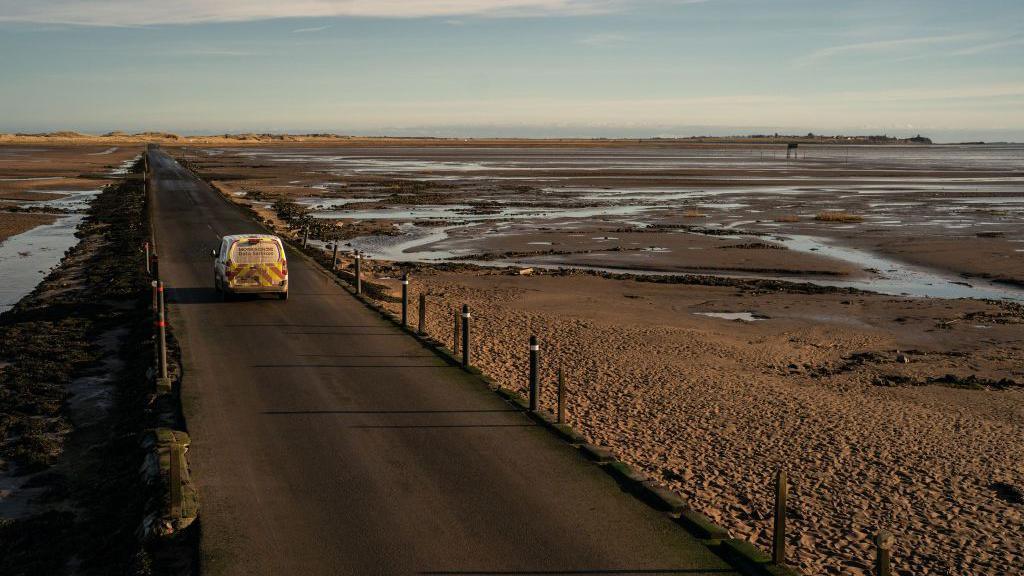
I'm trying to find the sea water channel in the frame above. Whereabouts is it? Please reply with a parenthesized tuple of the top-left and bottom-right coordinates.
(0, 157, 138, 312)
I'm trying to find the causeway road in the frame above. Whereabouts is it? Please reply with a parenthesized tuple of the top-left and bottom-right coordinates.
(149, 149, 738, 575)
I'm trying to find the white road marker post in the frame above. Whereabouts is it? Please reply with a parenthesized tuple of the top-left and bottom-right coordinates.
(354, 250, 362, 295)
(401, 272, 410, 327)
(461, 305, 471, 368)
(529, 336, 540, 411)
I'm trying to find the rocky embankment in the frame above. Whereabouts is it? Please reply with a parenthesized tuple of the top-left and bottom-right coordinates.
(0, 165, 190, 575)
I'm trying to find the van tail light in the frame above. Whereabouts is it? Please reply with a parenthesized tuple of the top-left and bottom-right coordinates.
(281, 261, 288, 276)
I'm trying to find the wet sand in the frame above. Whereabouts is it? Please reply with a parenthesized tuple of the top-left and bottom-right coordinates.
(175, 143, 1024, 292)
(0, 145, 142, 310)
(182, 142, 1023, 575)
(0, 212, 58, 242)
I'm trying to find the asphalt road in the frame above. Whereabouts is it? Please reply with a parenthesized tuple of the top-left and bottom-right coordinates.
(149, 150, 738, 575)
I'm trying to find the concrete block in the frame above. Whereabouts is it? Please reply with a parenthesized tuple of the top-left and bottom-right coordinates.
(718, 538, 780, 575)
(636, 480, 686, 513)
(762, 563, 801, 576)
(495, 387, 517, 401)
(552, 424, 586, 444)
(580, 443, 615, 463)
(527, 410, 557, 427)
(676, 507, 731, 541)
(605, 461, 648, 485)
(155, 377, 173, 395)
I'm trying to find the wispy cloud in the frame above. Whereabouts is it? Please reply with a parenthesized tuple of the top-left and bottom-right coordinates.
(0, 0, 635, 27)
(292, 25, 330, 33)
(952, 36, 1024, 56)
(794, 33, 976, 67)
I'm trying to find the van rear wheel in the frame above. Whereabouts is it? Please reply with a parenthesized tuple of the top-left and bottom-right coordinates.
(278, 291, 288, 301)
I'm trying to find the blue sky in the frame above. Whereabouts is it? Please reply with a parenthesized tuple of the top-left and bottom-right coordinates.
(1, 0, 1022, 141)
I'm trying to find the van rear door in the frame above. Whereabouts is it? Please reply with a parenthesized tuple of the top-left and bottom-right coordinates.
(226, 237, 286, 288)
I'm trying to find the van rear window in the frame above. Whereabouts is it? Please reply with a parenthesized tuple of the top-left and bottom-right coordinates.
(230, 239, 282, 264)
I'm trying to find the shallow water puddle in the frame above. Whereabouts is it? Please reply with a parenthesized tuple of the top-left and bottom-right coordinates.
(694, 312, 766, 321)
(17, 188, 102, 212)
(0, 155, 139, 311)
(775, 234, 1024, 301)
(298, 196, 386, 209)
(345, 224, 473, 261)
(0, 215, 83, 311)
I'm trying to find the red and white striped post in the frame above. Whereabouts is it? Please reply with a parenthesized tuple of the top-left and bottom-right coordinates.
(158, 281, 168, 381)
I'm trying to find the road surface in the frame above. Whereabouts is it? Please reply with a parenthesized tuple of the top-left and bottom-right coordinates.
(149, 150, 738, 575)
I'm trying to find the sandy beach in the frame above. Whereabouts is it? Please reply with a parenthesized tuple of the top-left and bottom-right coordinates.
(372, 269, 1023, 576)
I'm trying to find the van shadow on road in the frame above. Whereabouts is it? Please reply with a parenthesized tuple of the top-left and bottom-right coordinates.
(165, 286, 224, 304)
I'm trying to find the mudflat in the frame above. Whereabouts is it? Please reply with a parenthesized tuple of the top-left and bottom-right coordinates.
(176, 142, 1024, 291)
(120, 143, 1024, 574)
(0, 145, 142, 309)
(0, 212, 58, 242)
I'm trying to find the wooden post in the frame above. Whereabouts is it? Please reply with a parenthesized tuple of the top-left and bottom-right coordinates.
(418, 293, 426, 335)
(772, 469, 788, 565)
(461, 305, 470, 368)
(354, 250, 362, 295)
(331, 242, 339, 269)
(302, 224, 309, 248)
(557, 367, 566, 424)
(401, 272, 409, 327)
(875, 530, 893, 576)
(452, 308, 460, 355)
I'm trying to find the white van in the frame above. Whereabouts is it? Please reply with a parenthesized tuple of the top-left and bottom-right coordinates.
(212, 234, 288, 300)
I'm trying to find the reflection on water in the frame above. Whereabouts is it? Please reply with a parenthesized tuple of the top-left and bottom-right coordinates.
(0, 215, 84, 312)
(345, 224, 470, 262)
(16, 189, 103, 212)
(772, 235, 1024, 301)
(312, 220, 1024, 301)
(0, 155, 140, 312)
(695, 312, 766, 322)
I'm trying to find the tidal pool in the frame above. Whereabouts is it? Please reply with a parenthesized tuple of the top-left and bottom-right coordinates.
(0, 215, 84, 312)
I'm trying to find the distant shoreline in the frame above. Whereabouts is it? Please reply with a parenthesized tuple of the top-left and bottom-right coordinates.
(2, 131, 1001, 147)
